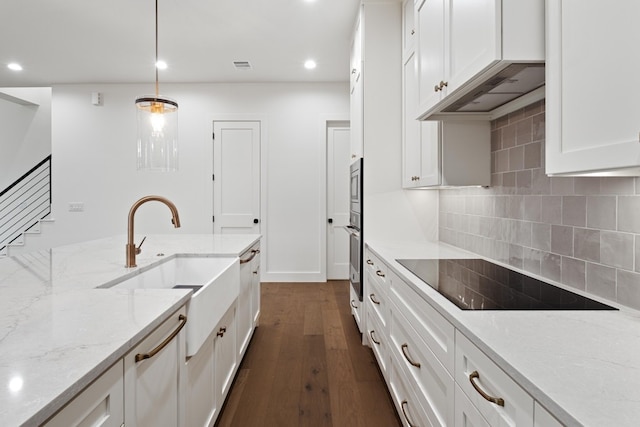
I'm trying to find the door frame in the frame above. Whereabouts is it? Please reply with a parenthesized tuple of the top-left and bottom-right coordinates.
(211, 113, 268, 269)
(319, 115, 350, 282)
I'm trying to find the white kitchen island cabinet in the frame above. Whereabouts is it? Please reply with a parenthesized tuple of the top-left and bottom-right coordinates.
(416, 0, 544, 120)
(123, 306, 187, 427)
(546, 1, 640, 176)
(43, 360, 124, 427)
(238, 242, 260, 358)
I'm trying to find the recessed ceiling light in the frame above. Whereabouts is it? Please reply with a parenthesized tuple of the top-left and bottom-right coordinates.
(304, 59, 317, 70)
(7, 63, 23, 71)
(155, 60, 168, 70)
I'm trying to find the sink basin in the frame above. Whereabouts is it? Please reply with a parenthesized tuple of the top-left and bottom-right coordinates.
(106, 256, 240, 356)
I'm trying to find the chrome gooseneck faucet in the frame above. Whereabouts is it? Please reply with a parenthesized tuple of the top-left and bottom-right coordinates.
(126, 195, 181, 268)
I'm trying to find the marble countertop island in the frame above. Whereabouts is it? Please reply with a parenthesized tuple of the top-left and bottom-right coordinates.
(0, 234, 260, 426)
(367, 239, 640, 427)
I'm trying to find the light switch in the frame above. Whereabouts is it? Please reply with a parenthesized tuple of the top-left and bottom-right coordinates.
(68, 202, 84, 212)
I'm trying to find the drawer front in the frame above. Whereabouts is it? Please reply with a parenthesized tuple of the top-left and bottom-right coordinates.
(455, 384, 491, 427)
(388, 357, 430, 427)
(390, 270, 455, 373)
(350, 285, 363, 333)
(366, 303, 390, 377)
(366, 266, 390, 328)
(390, 310, 454, 427)
(365, 251, 389, 290)
(455, 331, 534, 427)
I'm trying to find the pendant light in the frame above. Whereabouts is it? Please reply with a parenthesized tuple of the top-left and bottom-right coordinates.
(135, 0, 178, 171)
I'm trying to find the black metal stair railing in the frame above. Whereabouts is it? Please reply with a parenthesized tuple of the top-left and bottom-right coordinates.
(0, 155, 52, 253)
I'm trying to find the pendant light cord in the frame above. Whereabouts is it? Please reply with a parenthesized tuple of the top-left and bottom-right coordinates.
(155, 0, 159, 98)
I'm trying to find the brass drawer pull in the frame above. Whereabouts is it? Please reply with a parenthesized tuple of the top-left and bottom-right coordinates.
(135, 314, 187, 363)
(401, 343, 421, 368)
(217, 326, 227, 337)
(369, 293, 380, 305)
(400, 400, 418, 427)
(369, 330, 380, 345)
(376, 270, 385, 278)
(469, 370, 505, 407)
(366, 259, 374, 265)
(350, 300, 358, 309)
(240, 248, 260, 264)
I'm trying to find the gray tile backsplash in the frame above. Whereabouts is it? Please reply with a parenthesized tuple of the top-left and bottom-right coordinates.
(439, 100, 640, 310)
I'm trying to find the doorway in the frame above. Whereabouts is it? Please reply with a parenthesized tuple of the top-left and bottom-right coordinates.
(212, 121, 261, 234)
(326, 122, 350, 280)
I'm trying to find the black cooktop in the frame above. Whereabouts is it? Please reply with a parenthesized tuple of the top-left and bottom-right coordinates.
(396, 258, 617, 311)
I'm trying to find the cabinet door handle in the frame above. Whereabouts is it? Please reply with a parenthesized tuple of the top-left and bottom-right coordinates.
(135, 314, 187, 363)
(400, 400, 418, 427)
(240, 248, 260, 264)
(410, 29, 415, 35)
(369, 293, 380, 305)
(434, 84, 441, 92)
(401, 343, 421, 368)
(369, 330, 381, 345)
(350, 300, 358, 309)
(376, 270, 385, 278)
(469, 370, 505, 407)
(439, 80, 448, 89)
(366, 259, 374, 265)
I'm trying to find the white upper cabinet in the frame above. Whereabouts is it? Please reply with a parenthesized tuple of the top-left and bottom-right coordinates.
(402, 0, 416, 59)
(416, 0, 545, 120)
(350, 12, 364, 162)
(403, 0, 490, 188)
(546, 0, 640, 176)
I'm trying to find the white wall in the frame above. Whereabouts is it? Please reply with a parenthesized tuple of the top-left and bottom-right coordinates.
(0, 87, 51, 189)
(42, 82, 348, 281)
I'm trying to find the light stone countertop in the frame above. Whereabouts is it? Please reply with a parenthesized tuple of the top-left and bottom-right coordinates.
(367, 239, 640, 427)
(0, 234, 260, 427)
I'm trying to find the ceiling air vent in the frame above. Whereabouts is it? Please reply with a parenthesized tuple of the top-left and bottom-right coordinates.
(233, 61, 252, 70)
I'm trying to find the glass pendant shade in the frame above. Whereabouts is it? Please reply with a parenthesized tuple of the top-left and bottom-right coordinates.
(135, 95, 178, 171)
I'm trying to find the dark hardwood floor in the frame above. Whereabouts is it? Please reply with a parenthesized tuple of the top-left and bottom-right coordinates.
(216, 281, 401, 427)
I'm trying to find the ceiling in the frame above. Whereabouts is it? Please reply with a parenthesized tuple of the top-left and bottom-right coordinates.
(0, 0, 362, 87)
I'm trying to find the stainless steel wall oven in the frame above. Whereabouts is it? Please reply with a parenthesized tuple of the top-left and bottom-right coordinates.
(347, 158, 363, 301)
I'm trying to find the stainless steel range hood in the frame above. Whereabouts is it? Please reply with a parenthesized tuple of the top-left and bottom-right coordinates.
(443, 64, 545, 112)
(420, 63, 545, 120)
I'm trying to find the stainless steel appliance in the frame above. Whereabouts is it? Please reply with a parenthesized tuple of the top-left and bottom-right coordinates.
(396, 258, 617, 310)
(347, 158, 363, 301)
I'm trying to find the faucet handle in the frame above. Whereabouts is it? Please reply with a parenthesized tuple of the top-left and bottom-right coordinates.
(136, 236, 147, 255)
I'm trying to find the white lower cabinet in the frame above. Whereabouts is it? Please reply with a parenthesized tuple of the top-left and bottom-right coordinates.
(455, 384, 490, 427)
(388, 356, 430, 427)
(455, 331, 533, 427)
(238, 244, 259, 358)
(185, 302, 237, 427)
(43, 360, 124, 427)
(363, 249, 569, 427)
(349, 285, 363, 334)
(123, 307, 188, 427)
(389, 308, 454, 427)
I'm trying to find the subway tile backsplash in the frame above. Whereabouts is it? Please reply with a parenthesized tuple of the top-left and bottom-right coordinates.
(439, 100, 640, 310)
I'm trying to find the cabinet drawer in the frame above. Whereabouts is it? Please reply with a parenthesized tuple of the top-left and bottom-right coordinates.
(390, 310, 454, 427)
(365, 251, 389, 290)
(366, 266, 390, 328)
(388, 357, 430, 427)
(455, 384, 490, 427)
(350, 285, 363, 333)
(366, 303, 390, 378)
(455, 331, 534, 427)
(390, 271, 455, 373)
(44, 360, 124, 427)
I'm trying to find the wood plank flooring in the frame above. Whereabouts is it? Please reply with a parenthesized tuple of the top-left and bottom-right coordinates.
(216, 281, 401, 427)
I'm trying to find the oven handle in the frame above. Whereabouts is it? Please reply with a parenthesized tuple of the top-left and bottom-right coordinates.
(343, 225, 360, 237)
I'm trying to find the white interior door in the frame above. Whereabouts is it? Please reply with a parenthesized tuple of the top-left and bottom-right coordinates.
(213, 121, 260, 234)
(327, 124, 350, 280)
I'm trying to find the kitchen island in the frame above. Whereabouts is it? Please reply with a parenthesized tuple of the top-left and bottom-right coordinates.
(0, 234, 260, 426)
(365, 239, 640, 427)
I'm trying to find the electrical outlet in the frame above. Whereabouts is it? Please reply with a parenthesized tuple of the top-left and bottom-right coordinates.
(68, 202, 84, 212)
